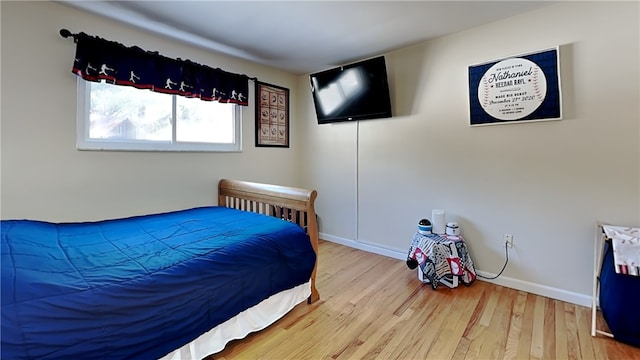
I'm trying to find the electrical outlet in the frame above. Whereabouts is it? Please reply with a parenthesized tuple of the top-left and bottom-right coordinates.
(504, 234, 514, 248)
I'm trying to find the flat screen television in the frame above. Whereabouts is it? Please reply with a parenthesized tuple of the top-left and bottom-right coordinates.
(309, 56, 392, 124)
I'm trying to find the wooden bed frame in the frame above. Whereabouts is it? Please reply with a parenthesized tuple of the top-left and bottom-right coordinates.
(218, 179, 320, 303)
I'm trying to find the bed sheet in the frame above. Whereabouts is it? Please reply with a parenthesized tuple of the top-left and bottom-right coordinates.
(161, 281, 311, 360)
(1, 206, 316, 359)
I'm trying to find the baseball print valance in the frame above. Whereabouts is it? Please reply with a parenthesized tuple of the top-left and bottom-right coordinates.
(66, 30, 249, 106)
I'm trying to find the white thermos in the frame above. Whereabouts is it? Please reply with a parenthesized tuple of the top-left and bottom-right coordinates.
(431, 209, 445, 235)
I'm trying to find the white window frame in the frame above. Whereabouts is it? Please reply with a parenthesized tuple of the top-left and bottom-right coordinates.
(76, 79, 242, 152)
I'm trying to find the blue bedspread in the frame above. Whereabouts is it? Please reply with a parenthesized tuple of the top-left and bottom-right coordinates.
(1, 206, 316, 359)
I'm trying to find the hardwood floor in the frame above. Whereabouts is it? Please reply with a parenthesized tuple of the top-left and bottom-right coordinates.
(212, 240, 640, 359)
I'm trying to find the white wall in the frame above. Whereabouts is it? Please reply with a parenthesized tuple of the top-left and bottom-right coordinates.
(2, 1, 638, 307)
(1, 1, 302, 222)
(300, 1, 639, 306)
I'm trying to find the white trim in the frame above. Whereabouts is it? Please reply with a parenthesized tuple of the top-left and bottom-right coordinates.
(321, 233, 407, 261)
(320, 232, 592, 307)
(474, 270, 592, 307)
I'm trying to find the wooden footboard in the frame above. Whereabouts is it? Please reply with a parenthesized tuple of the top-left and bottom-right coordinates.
(218, 179, 320, 303)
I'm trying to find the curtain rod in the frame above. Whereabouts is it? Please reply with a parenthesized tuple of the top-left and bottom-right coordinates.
(59, 28, 78, 42)
(58, 28, 259, 82)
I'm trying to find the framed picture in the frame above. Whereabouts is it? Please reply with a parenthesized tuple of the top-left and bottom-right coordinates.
(468, 47, 562, 126)
(255, 81, 289, 147)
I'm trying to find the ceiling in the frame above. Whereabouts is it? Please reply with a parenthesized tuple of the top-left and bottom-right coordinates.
(58, 1, 555, 75)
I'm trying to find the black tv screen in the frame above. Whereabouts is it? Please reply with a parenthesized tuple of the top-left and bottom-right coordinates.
(309, 56, 392, 124)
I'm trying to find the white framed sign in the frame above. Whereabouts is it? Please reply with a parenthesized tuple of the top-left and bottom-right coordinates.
(468, 47, 562, 126)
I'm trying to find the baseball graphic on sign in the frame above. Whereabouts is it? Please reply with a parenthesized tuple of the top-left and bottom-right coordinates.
(478, 58, 547, 121)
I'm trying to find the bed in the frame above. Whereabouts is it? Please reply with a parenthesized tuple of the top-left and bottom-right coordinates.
(1, 179, 320, 359)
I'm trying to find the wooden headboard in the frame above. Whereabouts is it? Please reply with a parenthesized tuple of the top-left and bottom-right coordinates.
(218, 179, 319, 303)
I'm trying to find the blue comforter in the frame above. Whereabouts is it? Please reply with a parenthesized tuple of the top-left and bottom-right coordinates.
(1, 206, 316, 359)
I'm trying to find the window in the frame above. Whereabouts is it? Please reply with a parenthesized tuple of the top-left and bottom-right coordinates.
(77, 79, 242, 152)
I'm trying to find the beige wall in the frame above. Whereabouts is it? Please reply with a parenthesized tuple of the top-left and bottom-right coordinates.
(299, 1, 639, 305)
(1, 1, 302, 222)
(2, 1, 638, 306)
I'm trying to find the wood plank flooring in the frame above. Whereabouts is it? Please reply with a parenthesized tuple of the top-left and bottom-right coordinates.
(212, 240, 640, 359)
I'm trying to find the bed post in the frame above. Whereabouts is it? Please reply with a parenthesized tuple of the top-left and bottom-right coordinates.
(306, 190, 320, 304)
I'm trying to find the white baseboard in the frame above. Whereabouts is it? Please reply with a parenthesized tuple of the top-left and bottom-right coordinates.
(321, 233, 407, 261)
(473, 270, 592, 307)
(320, 233, 592, 308)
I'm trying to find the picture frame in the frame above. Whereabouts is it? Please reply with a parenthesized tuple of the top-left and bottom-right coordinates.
(255, 81, 289, 147)
(468, 47, 562, 126)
